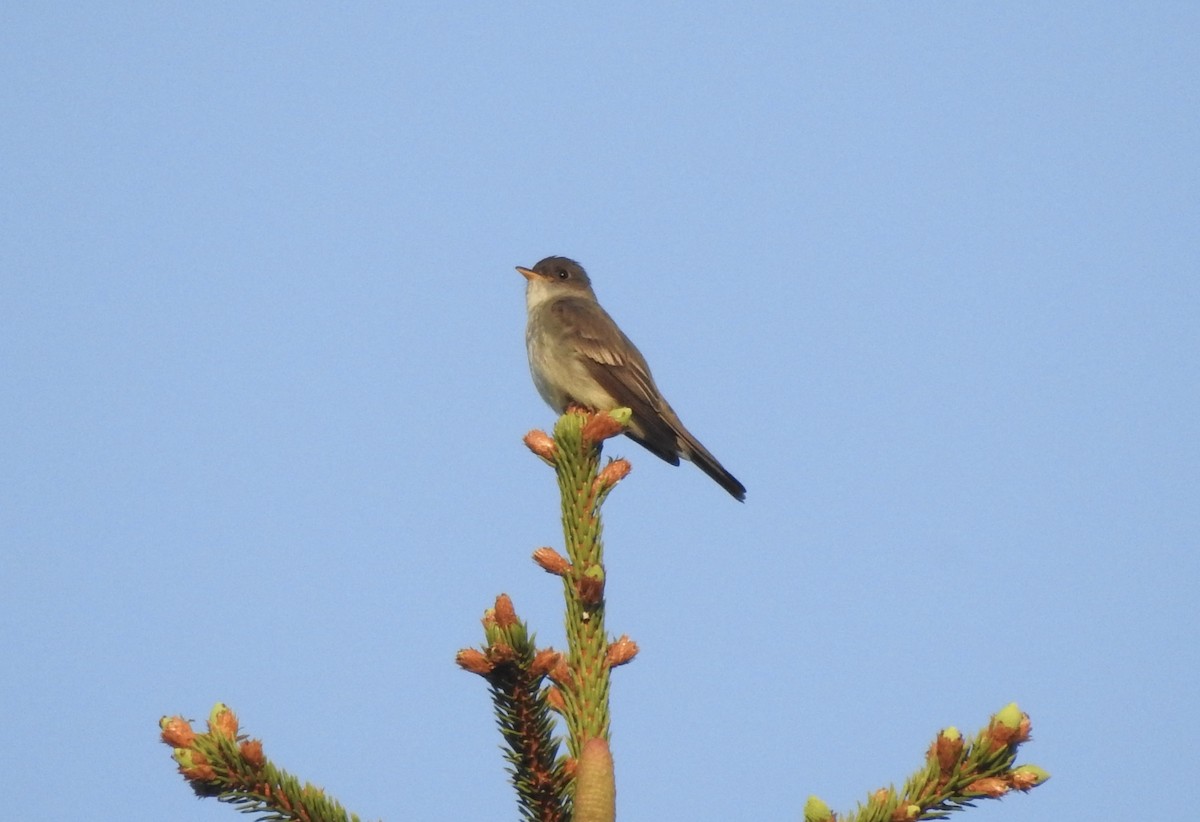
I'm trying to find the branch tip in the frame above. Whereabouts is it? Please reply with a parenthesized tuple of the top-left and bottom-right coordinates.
(531, 648, 562, 678)
(581, 408, 628, 443)
(1010, 765, 1050, 790)
(160, 715, 196, 748)
(456, 648, 493, 676)
(803, 795, 834, 822)
(532, 546, 571, 576)
(208, 703, 238, 739)
(523, 429, 557, 461)
(594, 458, 631, 491)
(239, 739, 265, 768)
(605, 635, 639, 668)
(491, 593, 519, 628)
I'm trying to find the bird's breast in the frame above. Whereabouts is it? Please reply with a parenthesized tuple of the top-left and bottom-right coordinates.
(525, 308, 615, 412)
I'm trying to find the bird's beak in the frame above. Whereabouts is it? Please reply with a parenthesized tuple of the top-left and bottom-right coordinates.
(516, 266, 538, 281)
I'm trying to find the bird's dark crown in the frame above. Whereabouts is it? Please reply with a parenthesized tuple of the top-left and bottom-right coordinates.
(531, 256, 591, 287)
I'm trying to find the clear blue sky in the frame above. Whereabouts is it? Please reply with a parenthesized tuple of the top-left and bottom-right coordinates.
(2, 5, 1196, 821)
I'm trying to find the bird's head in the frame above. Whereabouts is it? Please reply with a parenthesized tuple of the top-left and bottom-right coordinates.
(516, 256, 596, 303)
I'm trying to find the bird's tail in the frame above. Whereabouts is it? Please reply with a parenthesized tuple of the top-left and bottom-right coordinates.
(679, 429, 746, 502)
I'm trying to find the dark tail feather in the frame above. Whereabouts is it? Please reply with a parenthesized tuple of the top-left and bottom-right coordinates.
(680, 433, 746, 502)
(626, 413, 746, 501)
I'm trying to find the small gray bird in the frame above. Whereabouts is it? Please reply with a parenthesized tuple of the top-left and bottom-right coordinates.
(517, 256, 746, 501)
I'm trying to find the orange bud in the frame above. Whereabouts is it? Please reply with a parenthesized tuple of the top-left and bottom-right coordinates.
(966, 777, 1009, 798)
(492, 593, 518, 627)
(581, 411, 625, 444)
(159, 715, 196, 748)
(576, 564, 605, 606)
(532, 547, 571, 576)
(487, 642, 517, 666)
(1010, 765, 1050, 790)
(933, 728, 963, 772)
(544, 685, 566, 713)
(548, 657, 573, 688)
(531, 648, 561, 678)
(988, 703, 1026, 748)
(576, 577, 603, 606)
(175, 749, 216, 782)
(1016, 715, 1033, 743)
(182, 762, 217, 782)
(208, 703, 239, 739)
(594, 458, 632, 491)
(605, 635, 639, 668)
(456, 648, 493, 675)
(523, 430, 557, 461)
(239, 739, 266, 768)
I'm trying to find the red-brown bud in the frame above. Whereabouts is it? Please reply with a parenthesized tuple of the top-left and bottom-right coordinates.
(1010, 765, 1050, 790)
(523, 429, 557, 461)
(932, 727, 963, 772)
(606, 635, 639, 668)
(487, 642, 517, 666)
(532, 547, 571, 575)
(594, 458, 632, 491)
(544, 685, 566, 713)
(581, 410, 626, 443)
(966, 777, 1009, 798)
(492, 593, 518, 628)
(239, 739, 266, 768)
(174, 749, 216, 782)
(987, 702, 1028, 749)
(455, 648, 493, 675)
(159, 715, 196, 748)
(182, 761, 217, 782)
(576, 564, 605, 606)
(531, 648, 562, 678)
(208, 703, 238, 739)
(548, 657, 573, 688)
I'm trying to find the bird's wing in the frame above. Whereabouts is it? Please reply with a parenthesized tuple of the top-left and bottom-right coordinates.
(549, 297, 682, 464)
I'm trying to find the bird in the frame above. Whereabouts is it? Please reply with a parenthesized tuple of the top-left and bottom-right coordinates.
(517, 255, 746, 501)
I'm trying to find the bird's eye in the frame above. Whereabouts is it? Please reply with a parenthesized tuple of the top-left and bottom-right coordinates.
(557, 269, 569, 280)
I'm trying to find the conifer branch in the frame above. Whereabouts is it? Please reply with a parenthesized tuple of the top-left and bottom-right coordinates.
(161, 410, 1044, 822)
(545, 408, 631, 754)
(159, 704, 365, 822)
(804, 703, 1049, 822)
(456, 594, 573, 822)
(457, 409, 633, 821)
